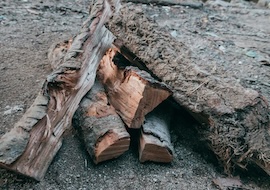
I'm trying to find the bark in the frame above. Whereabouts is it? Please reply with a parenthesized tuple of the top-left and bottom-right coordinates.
(73, 80, 130, 164)
(0, 0, 120, 181)
(97, 48, 172, 128)
(107, 5, 270, 175)
(139, 102, 174, 163)
(47, 39, 72, 70)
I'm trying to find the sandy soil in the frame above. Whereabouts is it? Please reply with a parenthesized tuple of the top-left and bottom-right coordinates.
(0, 0, 270, 189)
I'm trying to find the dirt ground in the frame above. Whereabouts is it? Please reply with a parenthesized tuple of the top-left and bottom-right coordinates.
(0, 0, 270, 189)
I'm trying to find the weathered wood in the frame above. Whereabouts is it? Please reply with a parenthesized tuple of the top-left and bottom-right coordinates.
(73, 80, 130, 164)
(139, 102, 174, 163)
(97, 48, 172, 128)
(47, 39, 72, 70)
(0, 0, 120, 181)
(107, 5, 270, 175)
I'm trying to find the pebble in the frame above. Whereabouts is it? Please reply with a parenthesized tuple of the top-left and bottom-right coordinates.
(170, 30, 178, 38)
(219, 45, 226, 53)
(3, 105, 24, 115)
(153, 178, 158, 182)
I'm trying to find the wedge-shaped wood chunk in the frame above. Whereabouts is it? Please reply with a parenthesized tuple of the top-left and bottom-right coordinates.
(98, 48, 172, 129)
(139, 102, 174, 163)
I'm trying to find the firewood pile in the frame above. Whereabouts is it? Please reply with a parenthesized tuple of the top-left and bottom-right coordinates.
(0, 0, 269, 181)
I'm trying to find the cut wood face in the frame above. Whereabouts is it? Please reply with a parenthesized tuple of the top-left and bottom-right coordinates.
(95, 130, 130, 164)
(73, 80, 130, 164)
(98, 48, 172, 129)
(139, 102, 174, 163)
(139, 133, 173, 163)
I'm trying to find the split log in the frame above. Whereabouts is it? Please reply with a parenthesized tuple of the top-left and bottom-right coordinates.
(139, 102, 174, 163)
(73, 80, 130, 164)
(97, 48, 172, 128)
(0, 0, 120, 181)
(107, 5, 270, 175)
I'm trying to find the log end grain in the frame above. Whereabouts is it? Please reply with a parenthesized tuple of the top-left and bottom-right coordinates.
(139, 102, 174, 163)
(74, 80, 131, 164)
(95, 130, 130, 164)
(139, 133, 173, 163)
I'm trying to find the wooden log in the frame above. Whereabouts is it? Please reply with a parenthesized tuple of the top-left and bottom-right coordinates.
(107, 5, 270, 175)
(0, 0, 120, 181)
(73, 80, 130, 164)
(139, 102, 174, 163)
(97, 48, 172, 128)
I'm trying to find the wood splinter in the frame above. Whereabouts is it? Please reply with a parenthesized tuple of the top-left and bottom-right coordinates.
(97, 48, 172, 129)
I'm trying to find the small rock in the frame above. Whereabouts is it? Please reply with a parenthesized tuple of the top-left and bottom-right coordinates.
(0, 15, 6, 21)
(3, 105, 24, 115)
(205, 32, 218, 37)
(245, 50, 257, 58)
(219, 45, 226, 53)
(170, 30, 178, 38)
(150, 14, 159, 18)
(74, 14, 84, 19)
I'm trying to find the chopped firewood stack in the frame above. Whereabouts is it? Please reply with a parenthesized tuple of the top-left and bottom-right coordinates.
(97, 48, 173, 163)
(0, 0, 270, 181)
(49, 40, 174, 164)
